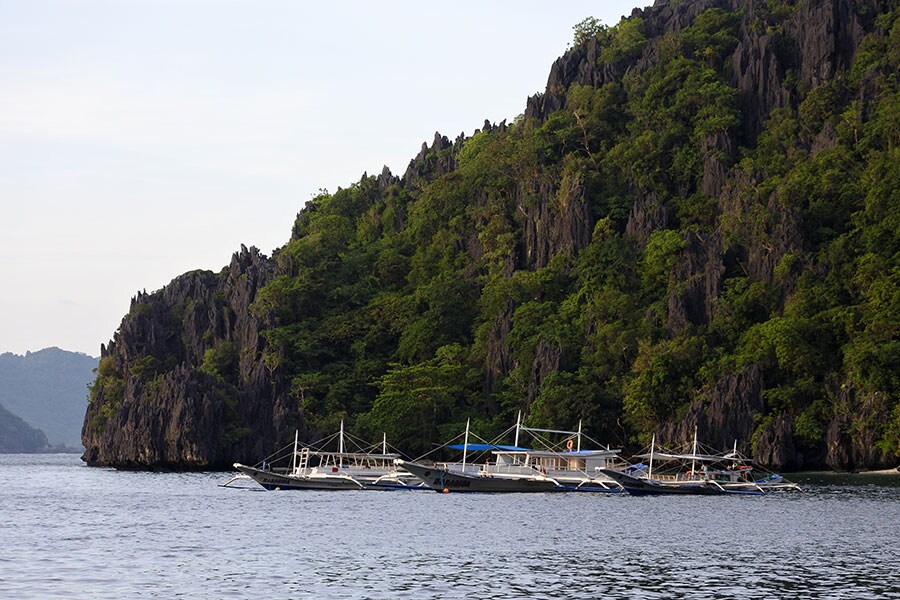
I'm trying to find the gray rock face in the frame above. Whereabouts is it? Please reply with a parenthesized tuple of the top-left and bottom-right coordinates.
(528, 0, 878, 146)
(83, 0, 893, 470)
(517, 175, 593, 271)
(824, 387, 893, 471)
(82, 245, 303, 469)
(754, 413, 802, 471)
(660, 365, 764, 454)
(625, 191, 669, 248)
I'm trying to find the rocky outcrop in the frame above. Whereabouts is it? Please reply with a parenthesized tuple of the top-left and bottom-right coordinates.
(825, 385, 894, 471)
(666, 231, 724, 335)
(625, 191, 669, 248)
(528, 0, 880, 145)
(700, 131, 736, 197)
(528, 339, 564, 404)
(485, 303, 514, 393)
(660, 364, 765, 456)
(83, 0, 896, 471)
(516, 174, 593, 270)
(753, 413, 802, 471)
(403, 132, 458, 189)
(82, 245, 302, 469)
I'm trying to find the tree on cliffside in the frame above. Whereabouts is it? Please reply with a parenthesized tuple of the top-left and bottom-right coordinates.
(84, 0, 900, 471)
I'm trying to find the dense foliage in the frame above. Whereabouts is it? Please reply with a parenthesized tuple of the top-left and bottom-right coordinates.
(239, 4, 900, 463)
(84, 2, 898, 470)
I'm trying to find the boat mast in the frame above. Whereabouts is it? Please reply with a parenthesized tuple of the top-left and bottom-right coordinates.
(648, 433, 655, 479)
(339, 420, 345, 468)
(383, 432, 388, 455)
(514, 411, 521, 447)
(691, 426, 698, 478)
(577, 420, 582, 452)
(291, 429, 299, 474)
(462, 418, 470, 472)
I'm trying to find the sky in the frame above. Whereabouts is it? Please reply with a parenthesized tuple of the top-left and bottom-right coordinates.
(1, 0, 647, 358)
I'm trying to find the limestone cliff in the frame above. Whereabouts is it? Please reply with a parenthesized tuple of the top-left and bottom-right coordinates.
(82, 245, 303, 468)
(83, 0, 899, 470)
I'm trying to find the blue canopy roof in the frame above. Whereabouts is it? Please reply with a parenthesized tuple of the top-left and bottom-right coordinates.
(446, 443, 531, 452)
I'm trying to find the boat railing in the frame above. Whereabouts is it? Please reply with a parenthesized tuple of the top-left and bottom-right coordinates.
(481, 464, 538, 476)
(441, 462, 482, 475)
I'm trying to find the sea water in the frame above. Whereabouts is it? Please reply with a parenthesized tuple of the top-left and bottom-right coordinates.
(1, 454, 898, 599)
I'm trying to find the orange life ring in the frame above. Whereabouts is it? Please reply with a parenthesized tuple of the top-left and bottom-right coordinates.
(566, 439, 574, 451)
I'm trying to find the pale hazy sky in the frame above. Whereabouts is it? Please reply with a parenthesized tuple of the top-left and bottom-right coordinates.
(1, 1, 646, 357)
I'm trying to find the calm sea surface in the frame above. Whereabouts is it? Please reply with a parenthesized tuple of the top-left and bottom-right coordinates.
(1, 454, 899, 599)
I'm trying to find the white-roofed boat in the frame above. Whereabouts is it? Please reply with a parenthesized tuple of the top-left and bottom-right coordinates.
(226, 422, 424, 491)
(600, 428, 802, 495)
(397, 415, 625, 493)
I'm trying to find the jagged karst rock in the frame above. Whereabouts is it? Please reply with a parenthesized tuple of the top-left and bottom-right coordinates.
(625, 191, 669, 248)
(666, 231, 724, 335)
(516, 174, 593, 270)
(82, 245, 303, 469)
(825, 386, 893, 471)
(83, 0, 897, 471)
(403, 132, 457, 188)
(485, 303, 515, 395)
(659, 364, 765, 456)
(700, 131, 736, 197)
(528, 339, 564, 405)
(754, 413, 802, 471)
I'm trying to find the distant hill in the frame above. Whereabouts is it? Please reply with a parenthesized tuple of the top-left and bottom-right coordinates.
(0, 404, 50, 452)
(0, 347, 98, 449)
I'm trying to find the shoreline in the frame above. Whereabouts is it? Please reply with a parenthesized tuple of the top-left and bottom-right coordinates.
(788, 467, 900, 475)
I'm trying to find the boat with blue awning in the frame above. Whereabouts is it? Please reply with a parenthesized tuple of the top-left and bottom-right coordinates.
(397, 415, 625, 493)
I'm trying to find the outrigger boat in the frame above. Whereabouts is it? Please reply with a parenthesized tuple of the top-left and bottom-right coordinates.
(226, 422, 424, 491)
(397, 416, 625, 493)
(600, 428, 802, 496)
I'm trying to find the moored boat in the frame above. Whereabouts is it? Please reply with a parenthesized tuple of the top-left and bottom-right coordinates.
(398, 416, 625, 493)
(600, 429, 802, 496)
(227, 422, 424, 491)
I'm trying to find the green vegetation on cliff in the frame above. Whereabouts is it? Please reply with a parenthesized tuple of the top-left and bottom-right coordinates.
(85, 0, 900, 470)
(241, 3, 899, 464)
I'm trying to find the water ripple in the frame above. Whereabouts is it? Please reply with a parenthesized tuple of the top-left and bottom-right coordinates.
(0, 455, 898, 599)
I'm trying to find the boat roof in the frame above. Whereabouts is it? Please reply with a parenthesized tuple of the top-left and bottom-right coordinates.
(447, 443, 530, 452)
(494, 449, 621, 457)
(446, 443, 620, 457)
(309, 451, 399, 459)
(634, 452, 749, 463)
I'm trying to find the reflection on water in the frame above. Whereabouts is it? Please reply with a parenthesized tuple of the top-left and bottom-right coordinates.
(1, 455, 898, 599)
